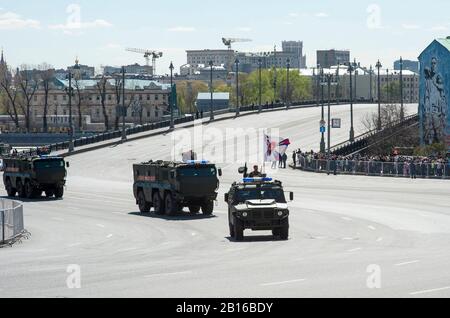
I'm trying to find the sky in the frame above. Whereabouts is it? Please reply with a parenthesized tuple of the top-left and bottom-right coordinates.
(0, 0, 449, 74)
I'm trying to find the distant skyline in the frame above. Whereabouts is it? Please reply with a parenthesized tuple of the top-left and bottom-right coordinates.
(1, 0, 449, 74)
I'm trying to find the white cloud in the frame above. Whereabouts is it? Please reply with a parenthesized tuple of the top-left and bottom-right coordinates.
(49, 19, 113, 33)
(0, 10, 41, 30)
(315, 12, 329, 18)
(236, 27, 252, 32)
(167, 26, 196, 32)
(402, 24, 421, 30)
(430, 25, 448, 31)
(288, 13, 299, 18)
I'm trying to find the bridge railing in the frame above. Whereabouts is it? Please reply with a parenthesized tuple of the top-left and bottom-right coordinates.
(296, 155, 450, 179)
(0, 199, 25, 246)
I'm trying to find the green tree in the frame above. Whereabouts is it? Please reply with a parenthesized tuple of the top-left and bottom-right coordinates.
(176, 81, 209, 114)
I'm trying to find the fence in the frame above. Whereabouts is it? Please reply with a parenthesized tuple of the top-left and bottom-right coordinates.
(296, 155, 450, 180)
(46, 98, 360, 153)
(0, 199, 25, 246)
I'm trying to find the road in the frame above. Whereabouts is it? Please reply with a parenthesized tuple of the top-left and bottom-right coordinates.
(2, 103, 450, 298)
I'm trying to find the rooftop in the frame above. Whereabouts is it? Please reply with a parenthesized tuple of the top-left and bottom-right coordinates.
(56, 78, 171, 90)
(197, 92, 230, 100)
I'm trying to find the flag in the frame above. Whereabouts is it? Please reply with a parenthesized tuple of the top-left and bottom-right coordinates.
(263, 135, 291, 162)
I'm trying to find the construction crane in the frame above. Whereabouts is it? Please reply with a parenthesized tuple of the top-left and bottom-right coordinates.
(222, 38, 252, 73)
(125, 48, 163, 75)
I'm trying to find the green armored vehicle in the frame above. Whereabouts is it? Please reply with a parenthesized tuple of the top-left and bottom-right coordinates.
(225, 175, 294, 241)
(133, 160, 222, 216)
(3, 155, 69, 199)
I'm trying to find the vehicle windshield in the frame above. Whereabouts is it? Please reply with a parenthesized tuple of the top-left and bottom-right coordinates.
(235, 185, 286, 203)
(34, 159, 65, 169)
(178, 167, 216, 177)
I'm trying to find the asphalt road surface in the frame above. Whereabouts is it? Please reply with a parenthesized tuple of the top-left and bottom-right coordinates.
(2, 103, 450, 298)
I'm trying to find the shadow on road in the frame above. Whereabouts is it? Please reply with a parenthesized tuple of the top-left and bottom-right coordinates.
(0, 195, 63, 203)
(128, 211, 217, 222)
(225, 235, 283, 243)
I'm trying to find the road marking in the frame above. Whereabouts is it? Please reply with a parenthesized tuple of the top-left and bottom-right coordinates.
(376, 237, 384, 242)
(410, 286, 450, 296)
(117, 247, 138, 253)
(144, 271, 192, 279)
(341, 217, 353, 221)
(106, 234, 113, 239)
(342, 237, 356, 241)
(368, 226, 377, 231)
(347, 248, 362, 253)
(96, 224, 105, 228)
(395, 260, 420, 267)
(112, 212, 126, 216)
(261, 279, 306, 287)
(67, 243, 81, 248)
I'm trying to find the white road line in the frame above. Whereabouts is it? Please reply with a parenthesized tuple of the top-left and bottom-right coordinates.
(96, 224, 105, 228)
(376, 237, 384, 242)
(342, 237, 356, 241)
(368, 226, 377, 231)
(106, 234, 113, 239)
(347, 248, 363, 253)
(341, 217, 353, 221)
(261, 279, 306, 287)
(410, 286, 450, 296)
(67, 243, 82, 248)
(117, 247, 138, 253)
(395, 260, 420, 267)
(144, 271, 192, 279)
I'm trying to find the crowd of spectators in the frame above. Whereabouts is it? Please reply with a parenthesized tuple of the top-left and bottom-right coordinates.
(292, 149, 450, 179)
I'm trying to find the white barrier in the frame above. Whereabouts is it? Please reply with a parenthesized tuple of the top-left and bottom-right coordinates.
(0, 199, 25, 246)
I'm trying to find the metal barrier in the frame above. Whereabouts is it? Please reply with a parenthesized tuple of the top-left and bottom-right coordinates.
(296, 155, 450, 180)
(0, 199, 26, 247)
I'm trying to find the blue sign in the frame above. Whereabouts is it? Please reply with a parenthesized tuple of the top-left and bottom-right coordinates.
(320, 127, 326, 133)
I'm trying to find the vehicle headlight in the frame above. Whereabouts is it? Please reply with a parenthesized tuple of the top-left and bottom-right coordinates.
(277, 211, 284, 217)
(242, 212, 248, 217)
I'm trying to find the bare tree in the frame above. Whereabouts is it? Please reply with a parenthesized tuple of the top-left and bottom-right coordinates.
(0, 67, 21, 129)
(73, 77, 87, 131)
(17, 65, 39, 132)
(38, 63, 54, 132)
(113, 75, 123, 130)
(95, 76, 110, 131)
(362, 104, 406, 132)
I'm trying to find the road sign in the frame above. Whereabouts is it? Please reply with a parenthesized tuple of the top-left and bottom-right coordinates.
(320, 120, 326, 128)
(332, 118, 342, 129)
(320, 127, 326, 133)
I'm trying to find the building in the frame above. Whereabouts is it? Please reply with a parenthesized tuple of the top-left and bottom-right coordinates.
(394, 59, 419, 73)
(103, 64, 153, 76)
(282, 41, 307, 68)
(418, 37, 450, 150)
(317, 50, 350, 68)
(67, 61, 95, 79)
(187, 50, 233, 69)
(179, 64, 228, 81)
(196, 92, 230, 112)
(28, 78, 171, 132)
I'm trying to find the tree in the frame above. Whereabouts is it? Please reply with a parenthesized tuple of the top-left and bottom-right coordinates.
(38, 63, 54, 133)
(96, 76, 110, 131)
(73, 77, 87, 132)
(0, 67, 21, 129)
(17, 65, 39, 132)
(113, 75, 123, 130)
(176, 81, 208, 114)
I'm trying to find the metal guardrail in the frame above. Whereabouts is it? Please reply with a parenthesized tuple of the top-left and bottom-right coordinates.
(0, 199, 27, 247)
(295, 155, 450, 180)
(45, 98, 361, 153)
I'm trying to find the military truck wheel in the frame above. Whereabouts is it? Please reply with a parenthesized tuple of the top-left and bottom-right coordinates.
(165, 193, 178, 216)
(16, 180, 26, 198)
(138, 191, 151, 214)
(189, 206, 201, 214)
(25, 181, 35, 199)
(55, 186, 64, 199)
(234, 218, 244, 242)
(201, 200, 214, 216)
(280, 219, 289, 241)
(5, 179, 16, 197)
(152, 192, 164, 215)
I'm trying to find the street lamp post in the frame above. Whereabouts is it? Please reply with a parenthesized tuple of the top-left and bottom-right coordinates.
(209, 61, 215, 121)
(400, 57, 404, 120)
(121, 66, 127, 141)
(348, 63, 355, 142)
(375, 60, 383, 131)
(286, 58, 291, 109)
(353, 59, 358, 103)
(386, 68, 390, 104)
(258, 58, 262, 113)
(67, 72, 74, 152)
(369, 65, 373, 102)
(324, 74, 337, 157)
(235, 59, 240, 117)
(336, 64, 340, 105)
(169, 62, 174, 129)
(320, 68, 326, 153)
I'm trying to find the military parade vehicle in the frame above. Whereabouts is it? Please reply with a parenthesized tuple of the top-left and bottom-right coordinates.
(2, 154, 69, 199)
(225, 173, 294, 241)
(133, 160, 222, 216)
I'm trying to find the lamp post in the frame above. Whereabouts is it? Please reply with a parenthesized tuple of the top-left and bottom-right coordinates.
(121, 66, 127, 141)
(399, 57, 404, 120)
(209, 61, 215, 121)
(258, 58, 262, 112)
(323, 73, 337, 157)
(286, 58, 291, 109)
(320, 68, 326, 153)
(353, 59, 358, 103)
(169, 62, 174, 129)
(67, 72, 74, 153)
(375, 60, 382, 131)
(347, 63, 355, 142)
(386, 68, 390, 104)
(336, 64, 340, 104)
(235, 58, 240, 117)
(369, 65, 373, 102)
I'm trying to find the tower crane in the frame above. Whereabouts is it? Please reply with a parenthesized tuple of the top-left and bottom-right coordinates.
(222, 38, 252, 72)
(125, 48, 163, 75)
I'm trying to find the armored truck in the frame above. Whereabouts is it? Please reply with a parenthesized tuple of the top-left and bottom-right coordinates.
(133, 160, 222, 216)
(225, 176, 294, 241)
(2, 155, 69, 199)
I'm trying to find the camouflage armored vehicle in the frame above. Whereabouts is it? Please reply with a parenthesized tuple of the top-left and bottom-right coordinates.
(2, 155, 69, 199)
(133, 160, 222, 216)
(225, 175, 294, 241)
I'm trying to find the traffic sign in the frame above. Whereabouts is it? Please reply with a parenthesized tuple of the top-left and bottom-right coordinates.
(320, 127, 326, 133)
(332, 118, 342, 129)
(320, 120, 326, 128)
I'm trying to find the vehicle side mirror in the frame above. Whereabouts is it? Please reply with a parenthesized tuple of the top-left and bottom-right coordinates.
(66, 162, 70, 168)
(218, 169, 223, 177)
(238, 167, 246, 174)
(290, 192, 294, 201)
(224, 193, 229, 203)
